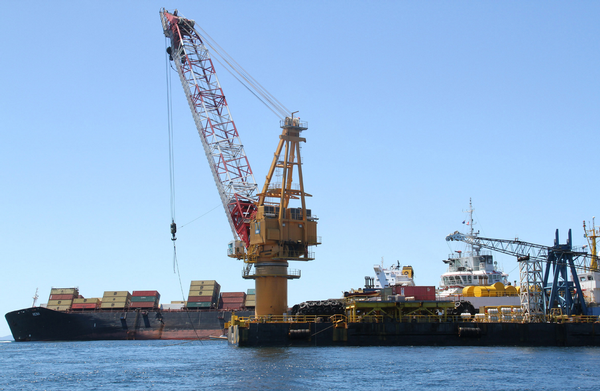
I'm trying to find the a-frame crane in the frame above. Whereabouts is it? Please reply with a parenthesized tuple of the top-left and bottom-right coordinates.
(446, 229, 590, 320)
(160, 9, 319, 316)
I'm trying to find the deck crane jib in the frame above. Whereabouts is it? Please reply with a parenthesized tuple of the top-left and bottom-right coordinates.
(160, 9, 258, 250)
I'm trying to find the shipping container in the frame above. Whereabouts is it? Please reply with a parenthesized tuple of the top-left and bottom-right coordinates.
(222, 297, 245, 304)
(170, 301, 185, 304)
(131, 291, 160, 298)
(391, 286, 435, 301)
(245, 300, 256, 307)
(247, 289, 256, 295)
(130, 296, 160, 303)
(50, 288, 78, 295)
(100, 302, 129, 309)
(162, 303, 184, 310)
(49, 294, 75, 300)
(102, 296, 130, 303)
(47, 300, 72, 307)
(71, 303, 99, 310)
(185, 302, 212, 308)
(246, 294, 256, 300)
(102, 291, 130, 297)
(188, 290, 218, 297)
(129, 302, 157, 309)
(187, 296, 214, 303)
(221, 304, 243, 310)
(190, 280, 219, 287)
(46, 305, 70, 311)
(73, 298, 101, 304)
(221, 292, 246, 298)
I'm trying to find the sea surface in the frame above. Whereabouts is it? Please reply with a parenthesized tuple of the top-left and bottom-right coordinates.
(1, 340, 599, 390)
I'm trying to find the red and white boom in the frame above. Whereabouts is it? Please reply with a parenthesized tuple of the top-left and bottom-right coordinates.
(160, 9, 257, 247)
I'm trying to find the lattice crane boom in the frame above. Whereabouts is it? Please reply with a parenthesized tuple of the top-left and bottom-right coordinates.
(160, 9, 257, 247)
(445, 231, 591, 270)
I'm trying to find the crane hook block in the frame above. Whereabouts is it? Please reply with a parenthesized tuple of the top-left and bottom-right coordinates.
(170, 221, 177, 241)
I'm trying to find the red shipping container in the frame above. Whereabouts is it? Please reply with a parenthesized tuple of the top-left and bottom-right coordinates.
(222, 297, 245, 304)
(129, 302, 157, 308)
(221, 304, 243, 310)
(71, 303, 98, 309)
(221, 292, 246, 298)
(132, 291, 160, 297)
(392, 286, 435, 301)
(50, 294, 74, 300)
(187, 296, 214, 303)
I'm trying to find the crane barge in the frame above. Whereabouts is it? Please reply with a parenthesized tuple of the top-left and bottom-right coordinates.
(7, 9, 600, 346)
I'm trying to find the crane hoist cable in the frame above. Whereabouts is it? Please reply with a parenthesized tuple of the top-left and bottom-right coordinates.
(165, 35, 178, 274)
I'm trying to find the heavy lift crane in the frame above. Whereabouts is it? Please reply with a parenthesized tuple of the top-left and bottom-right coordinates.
(160, 9, 319, 316)
(446, 230, 592, 320)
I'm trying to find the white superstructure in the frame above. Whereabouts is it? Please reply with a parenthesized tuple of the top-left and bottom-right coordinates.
(368, 260, 415, 289)
(439, 200, 509, 297)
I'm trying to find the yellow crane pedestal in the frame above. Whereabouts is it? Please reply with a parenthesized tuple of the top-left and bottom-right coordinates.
(242, 117, 319, 317)
(252, 261, 293, 316)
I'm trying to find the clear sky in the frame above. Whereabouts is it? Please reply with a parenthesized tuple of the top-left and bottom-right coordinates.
(2, 2, 599, 338)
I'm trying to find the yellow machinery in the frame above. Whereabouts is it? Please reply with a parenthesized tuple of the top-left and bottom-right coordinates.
(401, 266, 414, 279)
(583, 219, 599, 271)
(242, 116, 319, 316)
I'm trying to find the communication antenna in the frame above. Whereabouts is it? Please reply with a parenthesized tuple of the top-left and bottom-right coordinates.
(32, 288, 39, 307)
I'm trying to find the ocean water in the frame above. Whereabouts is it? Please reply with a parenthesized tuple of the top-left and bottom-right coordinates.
(1, 340, 600, 390)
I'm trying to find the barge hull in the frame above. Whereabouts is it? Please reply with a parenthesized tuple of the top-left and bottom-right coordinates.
(228, 321, 600, 347)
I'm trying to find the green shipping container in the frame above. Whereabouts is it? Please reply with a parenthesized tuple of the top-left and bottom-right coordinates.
(186, 302, 212, 308)
(131, 296, 159, 302)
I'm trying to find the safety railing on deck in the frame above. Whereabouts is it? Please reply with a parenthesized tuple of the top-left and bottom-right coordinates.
(228, 313, 600, 328)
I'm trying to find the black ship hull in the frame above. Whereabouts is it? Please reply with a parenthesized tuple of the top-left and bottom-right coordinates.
(228, 321, 600, 347)
(6, 307, 253, 342)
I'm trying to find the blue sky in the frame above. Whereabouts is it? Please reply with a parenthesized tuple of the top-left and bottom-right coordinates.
(2, 2, 599, 337)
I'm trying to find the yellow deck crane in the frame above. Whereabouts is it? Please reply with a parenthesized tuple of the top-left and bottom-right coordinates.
(583, 219, 599, 271)
(160, 9, 319, 317)
(242, 116, 320, 316)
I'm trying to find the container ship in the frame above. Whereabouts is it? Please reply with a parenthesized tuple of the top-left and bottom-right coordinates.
(5, 281, 253, 342)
